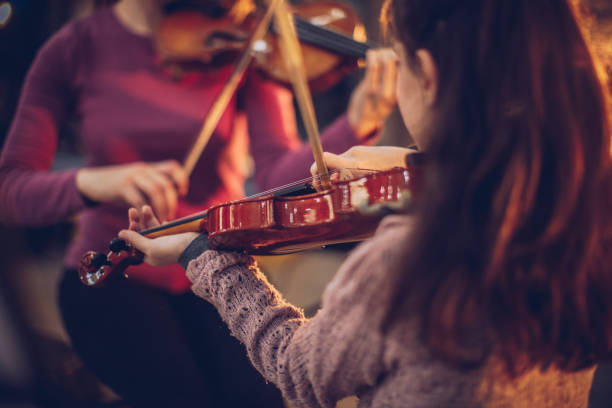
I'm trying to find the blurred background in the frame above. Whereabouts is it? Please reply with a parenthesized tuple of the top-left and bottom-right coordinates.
(0, 1, 610, 407)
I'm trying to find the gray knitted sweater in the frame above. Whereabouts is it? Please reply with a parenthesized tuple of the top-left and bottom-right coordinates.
(185, 215, 595, 407)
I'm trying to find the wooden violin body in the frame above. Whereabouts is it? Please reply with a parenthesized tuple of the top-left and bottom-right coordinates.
(180, 166, 417, 253)
(157, 1, 369, 91)
(79, 167, 421, 287)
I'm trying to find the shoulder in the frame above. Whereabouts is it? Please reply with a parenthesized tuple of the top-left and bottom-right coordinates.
(322, 214, 415, 307)
(357, 214, 416, 264)
(36, 8, 114, 62)
(376, 213, 415, 234)
(30, 7, 125, 87)
(44, 9, 103, 46)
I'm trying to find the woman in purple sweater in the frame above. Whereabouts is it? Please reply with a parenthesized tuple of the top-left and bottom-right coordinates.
(122, 0, 612, 406)
(0, 0, 398, 406)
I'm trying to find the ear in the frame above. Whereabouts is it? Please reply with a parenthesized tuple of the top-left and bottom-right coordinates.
(415, 49, 438, 107)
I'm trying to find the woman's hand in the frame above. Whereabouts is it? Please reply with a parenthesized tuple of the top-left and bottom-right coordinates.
(118, 205, 198, 266)
(310, 146, 416, 179)
(76, 160, 189, 222)
(347, 48, 398, 140)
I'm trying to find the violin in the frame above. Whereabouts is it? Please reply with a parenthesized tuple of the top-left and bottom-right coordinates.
(78, 166, 421, 287)
(156, 0, 370, 91)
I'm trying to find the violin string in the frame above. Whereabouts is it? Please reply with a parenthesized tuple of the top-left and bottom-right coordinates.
(294, 25, 368, 58)
(293, 17, 370, 54)
(251, 177, 316, 197)
(249, 181, 312, 199)
(247, 168, 380, 199)
(271, 16, 368, 58)
(295, 29, 367, 58)
(249, 172, 332, 198)
(270, 16, 369, 59)
(293, 17, 370, 57)
(297, 26, 369, 57)
(248, 169, 343, 198)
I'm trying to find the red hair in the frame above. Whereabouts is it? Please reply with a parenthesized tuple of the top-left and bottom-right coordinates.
(383, 0, 612, 376)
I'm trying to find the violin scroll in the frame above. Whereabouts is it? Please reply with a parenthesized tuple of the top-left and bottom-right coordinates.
(78, 238, 145, 287)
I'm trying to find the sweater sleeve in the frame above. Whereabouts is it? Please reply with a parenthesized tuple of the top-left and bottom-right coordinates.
(186, 216, 412, 408)
(0, 24, 87, 226)
(242, 72, 370, 191)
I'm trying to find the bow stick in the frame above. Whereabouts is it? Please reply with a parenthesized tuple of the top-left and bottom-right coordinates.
(182, 0, 332, 190)
(182, 0, 280, 176)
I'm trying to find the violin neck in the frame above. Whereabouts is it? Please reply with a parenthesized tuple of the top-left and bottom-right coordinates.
(140, 211, 208, 238)
(282, 16, 370, 59)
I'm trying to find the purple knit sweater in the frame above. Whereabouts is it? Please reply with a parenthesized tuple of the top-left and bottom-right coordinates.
(187, 215, 595, 407)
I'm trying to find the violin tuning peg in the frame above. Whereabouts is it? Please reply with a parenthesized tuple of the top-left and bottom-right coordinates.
(90, 252, 109, 270)
(109, 237, 129, 253)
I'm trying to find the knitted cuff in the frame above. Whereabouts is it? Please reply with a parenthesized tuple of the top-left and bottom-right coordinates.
(178, 233, 210, 270)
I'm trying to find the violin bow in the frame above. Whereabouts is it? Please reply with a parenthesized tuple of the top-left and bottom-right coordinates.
(183, 0, 332, 189)
(182, 0, 280, 176)
(272, 0, 332, 189)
